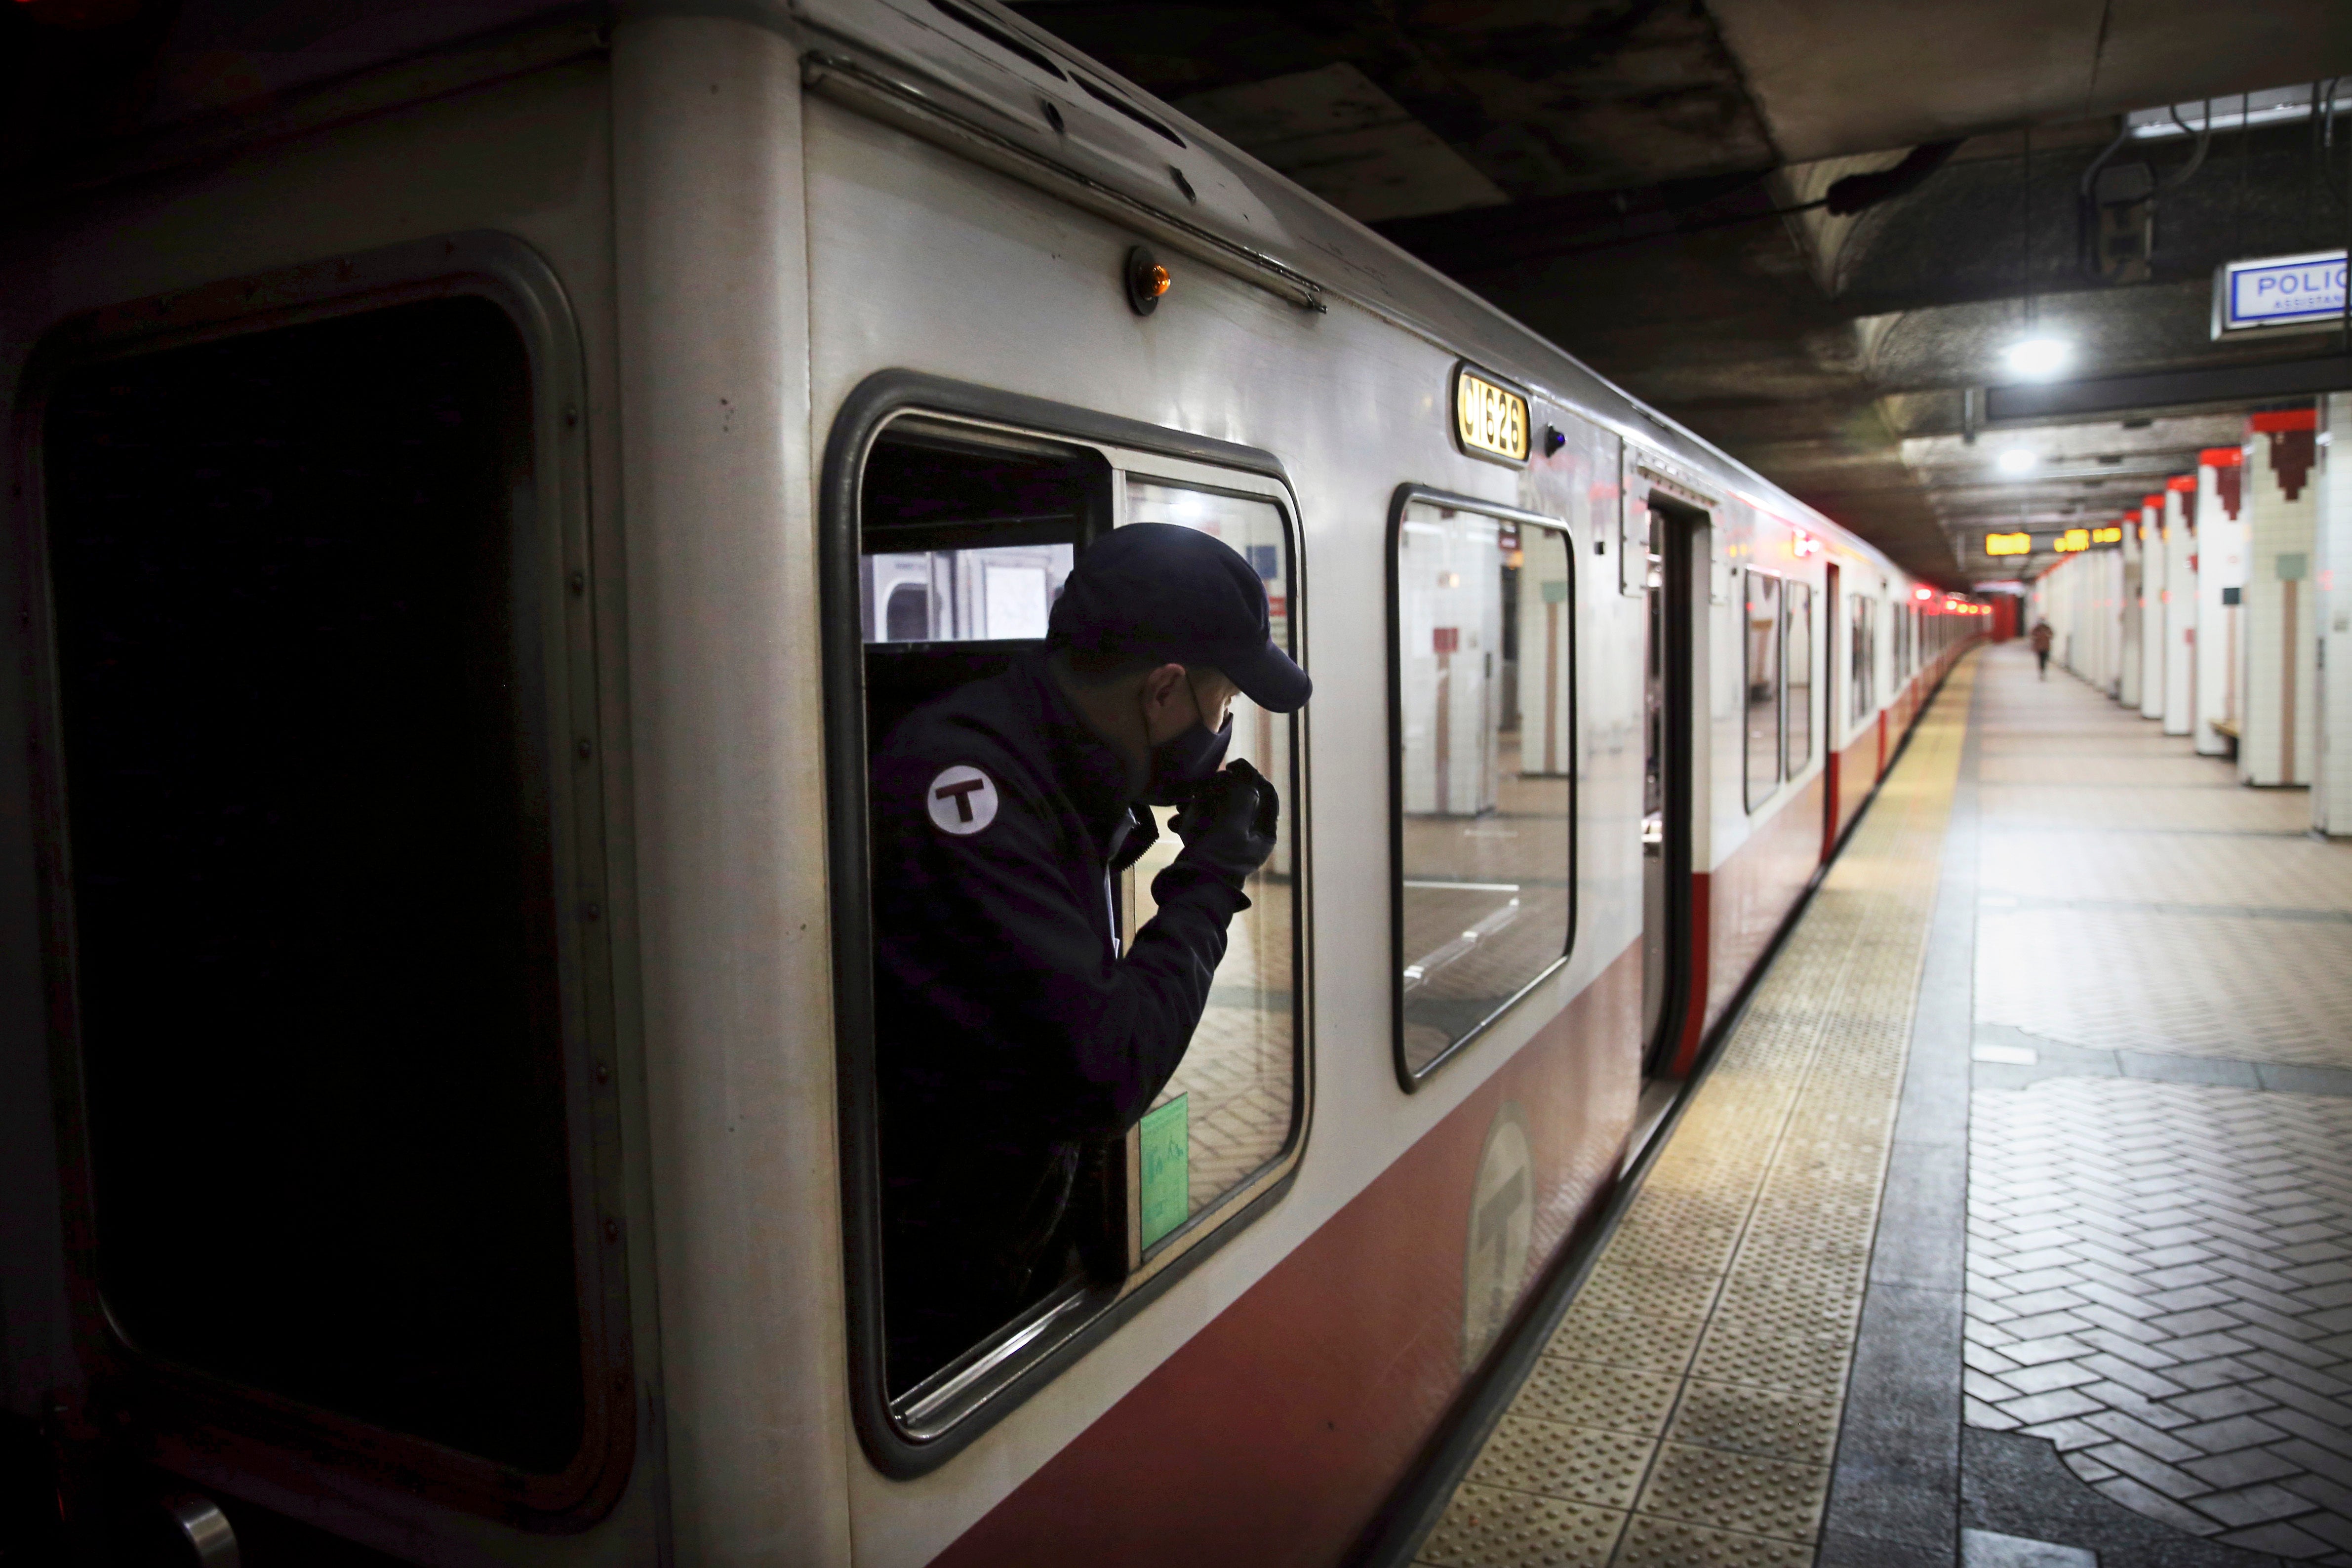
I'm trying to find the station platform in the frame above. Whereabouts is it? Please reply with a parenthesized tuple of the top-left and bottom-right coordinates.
(1408, 643, 2352, 1568)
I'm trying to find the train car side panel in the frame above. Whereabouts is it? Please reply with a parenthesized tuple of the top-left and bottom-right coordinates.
(926, 948, 1640, 1568)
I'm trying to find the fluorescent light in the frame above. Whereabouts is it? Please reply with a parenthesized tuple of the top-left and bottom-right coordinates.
(1996, 447, 2038, 475)
(2129, 86, 2352, 139)
(2004, 337, 2072, 380)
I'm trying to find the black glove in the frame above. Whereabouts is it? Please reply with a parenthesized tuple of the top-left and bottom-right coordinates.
(1167, 759, 1279, 888)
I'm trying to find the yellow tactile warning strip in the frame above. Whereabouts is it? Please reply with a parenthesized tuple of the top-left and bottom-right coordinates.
(1414, 657, 1978, 1568)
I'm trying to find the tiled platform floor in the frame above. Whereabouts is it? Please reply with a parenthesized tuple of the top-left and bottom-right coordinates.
(1961, 650, 2352, 1563)
(1406, 642, 2352, 1568)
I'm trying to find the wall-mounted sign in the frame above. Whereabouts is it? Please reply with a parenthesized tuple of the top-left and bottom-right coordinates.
(2214, 250, 2347, 337)
(1985, 532, 2032, 557)
(1452, 363, 1530, 465)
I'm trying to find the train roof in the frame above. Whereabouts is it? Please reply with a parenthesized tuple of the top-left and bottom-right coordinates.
(795, 0, 1913, 580)
(11, 0, 1928, 587)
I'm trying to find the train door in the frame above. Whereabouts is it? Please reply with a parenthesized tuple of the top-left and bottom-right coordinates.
(1822, 562, 1841, 862)
(1640, 496, 1699, 1077)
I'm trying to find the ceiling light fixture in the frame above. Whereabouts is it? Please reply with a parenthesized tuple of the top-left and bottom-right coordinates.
(2003, 337, 2073, 379)
(1996, 447, 2039, 474)
(2000, 124, 2074, 385)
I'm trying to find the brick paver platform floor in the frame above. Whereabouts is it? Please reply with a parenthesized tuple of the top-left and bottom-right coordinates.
(1964, 649, 2352, 1563)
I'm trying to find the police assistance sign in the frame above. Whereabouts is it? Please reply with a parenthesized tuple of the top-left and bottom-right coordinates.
(2214, 250, 2347, 337)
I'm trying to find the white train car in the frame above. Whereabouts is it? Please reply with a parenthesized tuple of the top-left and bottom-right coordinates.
(0, 2, 1982, 1563)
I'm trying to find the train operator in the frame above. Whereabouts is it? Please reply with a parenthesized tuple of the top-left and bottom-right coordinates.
(870, 522, 1311, 1385)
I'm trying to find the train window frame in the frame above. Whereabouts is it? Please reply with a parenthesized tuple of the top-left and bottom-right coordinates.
(1850, 595, 1876, 724)
(1743, 567, 1786, 812)
(820, 371, 1315, 1479)
(15, 233, 636, 1526)
(1384, 485, 1579, 1091)
(1784, 580, 1815, 776)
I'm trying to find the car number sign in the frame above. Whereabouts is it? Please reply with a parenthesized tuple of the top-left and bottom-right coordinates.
(1453, 364, 1530, 464)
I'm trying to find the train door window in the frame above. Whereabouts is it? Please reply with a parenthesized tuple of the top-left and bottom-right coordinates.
(1785, 582, 1814, 774)
(39, 292, 620, 1500)
(840, 405, 1306, 1456)
(1118, 479, 1299, 1215)
(1744, 569, 1784, 810)
(1391, 496, 1575, 1081)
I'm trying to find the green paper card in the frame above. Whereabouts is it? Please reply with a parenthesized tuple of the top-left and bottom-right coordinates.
(1138, 1094, 1189, 1250)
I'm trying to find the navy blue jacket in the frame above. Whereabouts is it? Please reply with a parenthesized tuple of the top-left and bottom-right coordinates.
(870, 652, 1244, 1376)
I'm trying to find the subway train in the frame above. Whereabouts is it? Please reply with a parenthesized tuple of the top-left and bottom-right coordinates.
(0, 2, 1985, 1563)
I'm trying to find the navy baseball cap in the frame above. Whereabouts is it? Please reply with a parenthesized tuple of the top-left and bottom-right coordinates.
(1048, 523, 1312, 713)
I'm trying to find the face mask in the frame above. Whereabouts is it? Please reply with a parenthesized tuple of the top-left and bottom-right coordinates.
(1140, 713, 1232, 806)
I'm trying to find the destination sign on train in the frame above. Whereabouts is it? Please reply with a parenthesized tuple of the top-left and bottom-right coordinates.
(2216, 249, 2347, 335)
(1454, 365, 1530, 463)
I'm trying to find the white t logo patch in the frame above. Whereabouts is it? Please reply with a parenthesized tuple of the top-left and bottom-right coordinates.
(926, 765, 999, 835)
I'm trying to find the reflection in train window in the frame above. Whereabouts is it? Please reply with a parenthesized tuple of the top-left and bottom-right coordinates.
(42, 298, 593, 1473)
(1119, 480, 1299, 1225)
(1393, 499, 1575, 1079)
(1785, 582, 1814, 774)
(1851, 596, 1877, 721)
(1744, 570, 1783, 810)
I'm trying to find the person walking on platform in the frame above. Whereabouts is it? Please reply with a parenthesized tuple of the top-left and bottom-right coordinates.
(2030, 618, 2054, 680)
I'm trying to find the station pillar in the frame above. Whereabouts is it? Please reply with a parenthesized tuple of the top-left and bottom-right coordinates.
(2242, 408, 2320, 787)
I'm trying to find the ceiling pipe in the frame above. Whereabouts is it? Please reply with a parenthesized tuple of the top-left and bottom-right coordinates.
(1821, 139, 1963, 216)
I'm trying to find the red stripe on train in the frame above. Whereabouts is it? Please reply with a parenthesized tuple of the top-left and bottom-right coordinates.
(929, 945, 1643, 1568)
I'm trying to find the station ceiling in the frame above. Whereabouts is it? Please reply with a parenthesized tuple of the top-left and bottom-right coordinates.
(1018, 0, 2352, 586)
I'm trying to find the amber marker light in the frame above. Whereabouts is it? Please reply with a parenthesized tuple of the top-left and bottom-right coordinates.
(1124, 246, 1173, 315)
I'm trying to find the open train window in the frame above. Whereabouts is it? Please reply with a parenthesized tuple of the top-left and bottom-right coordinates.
(35, 263, 626, 1521)
(1389, 491, 1576, 1084)
(1744, 569, 1784, 809)
(826, 384, 1308, 1474)
(1785, 582, 1815, 774)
